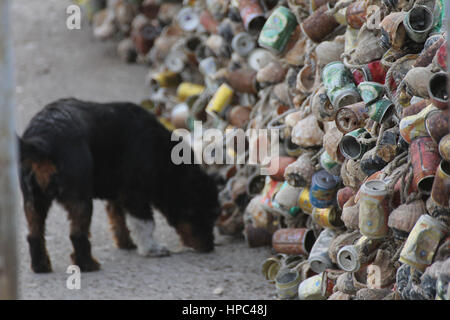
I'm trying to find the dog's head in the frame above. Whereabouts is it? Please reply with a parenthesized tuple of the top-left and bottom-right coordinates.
(173, 168, 221, 253)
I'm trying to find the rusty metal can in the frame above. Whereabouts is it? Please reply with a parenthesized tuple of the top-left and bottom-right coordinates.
(312, 206, 344, 229)
(321, 270, 345, 298)
(309, 170, 339, 208)
(357, 81, 386, 104)
(346, 0, 368, 29)
(339, 128, 374, 160)
(258, 6, 298, 55)
(359, 180, 390, 239)
(320, 272, 335, 298)
(367, 98, 395, 123)
(334, 101, 368, 134)
(337, 244, 360, 272)
(353, 60, 388, 85)
(272, 181, 302, 216)
(261, 178, 283, 209)
(337, 187, 356, 210)
(301, 4, 339, 43)
(319, 150, 342, 177)
(400, 104, 438, 143)
(425, 108, 449, 144)
(402, 99, 429, 118)
(403, 5, 434, 43)
(244, 224, 273, 248)
(436, 41, 447, 70)
(225, 68, 258, 94)
(431, 160, 450, 208)
(298, 187, 314, 214)
(380, 11, 407, 50)
(308, 228, 336, 273)
(439, 134, 450, 161)
(272, 228, 316, 255)
(360, 151, 389, 177)
(411, 137, 441, 195)
(238, 0, 266, 35)
(337, 235, 381, 272)
(322, 61, 361, 109)
(399, 214, 448, 271)
(375, 128, 398, 163)
(427, 72, 448, 110)
(414, 36, 445, 68)
(261, 256, 282, 283)
(276, 269, 302, 300)
(311, 86, 337, 122)
(298, 274, 326, 300)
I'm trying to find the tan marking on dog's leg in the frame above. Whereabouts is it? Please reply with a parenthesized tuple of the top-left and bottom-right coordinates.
(175, 222, 214, 252)
(64, 201, 100, 272)
(106, 202, 136, 249)
(175, 223, 199, 249)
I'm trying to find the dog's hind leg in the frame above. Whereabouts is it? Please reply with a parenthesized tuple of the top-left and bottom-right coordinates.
(24, 195, 52, 273)
(106, 201, 136, 250)
(64, 200, 100, 272)
(124, 202, 170, 257)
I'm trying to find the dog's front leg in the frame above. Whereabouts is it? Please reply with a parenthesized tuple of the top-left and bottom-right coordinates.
(106, 201, 136, 250)
(125, 206, 170, 257)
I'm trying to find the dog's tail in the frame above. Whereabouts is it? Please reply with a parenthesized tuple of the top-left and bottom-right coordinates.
(17, 135, 52, 162)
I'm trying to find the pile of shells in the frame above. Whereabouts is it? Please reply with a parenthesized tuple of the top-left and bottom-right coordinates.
(78, 0, 449, 300)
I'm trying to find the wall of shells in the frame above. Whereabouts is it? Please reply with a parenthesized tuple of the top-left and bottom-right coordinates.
(77, 0, 449, 300)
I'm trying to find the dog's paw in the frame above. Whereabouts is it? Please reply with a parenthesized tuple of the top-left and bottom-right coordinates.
(71, 253, 101, 272)
(117, 239, 137, 250)
(31, 256, 52, 273)
(138, 244, 171, 258)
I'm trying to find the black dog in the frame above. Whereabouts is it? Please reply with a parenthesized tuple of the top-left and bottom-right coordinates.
(19, 98, 220, 273)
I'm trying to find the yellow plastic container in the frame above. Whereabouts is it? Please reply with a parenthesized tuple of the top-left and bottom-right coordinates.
(206, 83, 234, 115)
(176, 82, 205, 102)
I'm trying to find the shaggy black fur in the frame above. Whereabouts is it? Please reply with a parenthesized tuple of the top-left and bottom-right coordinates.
(18, 98, 220, 273)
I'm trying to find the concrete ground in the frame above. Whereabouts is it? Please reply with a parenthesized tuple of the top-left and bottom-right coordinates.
(12, 0, 274, 299)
